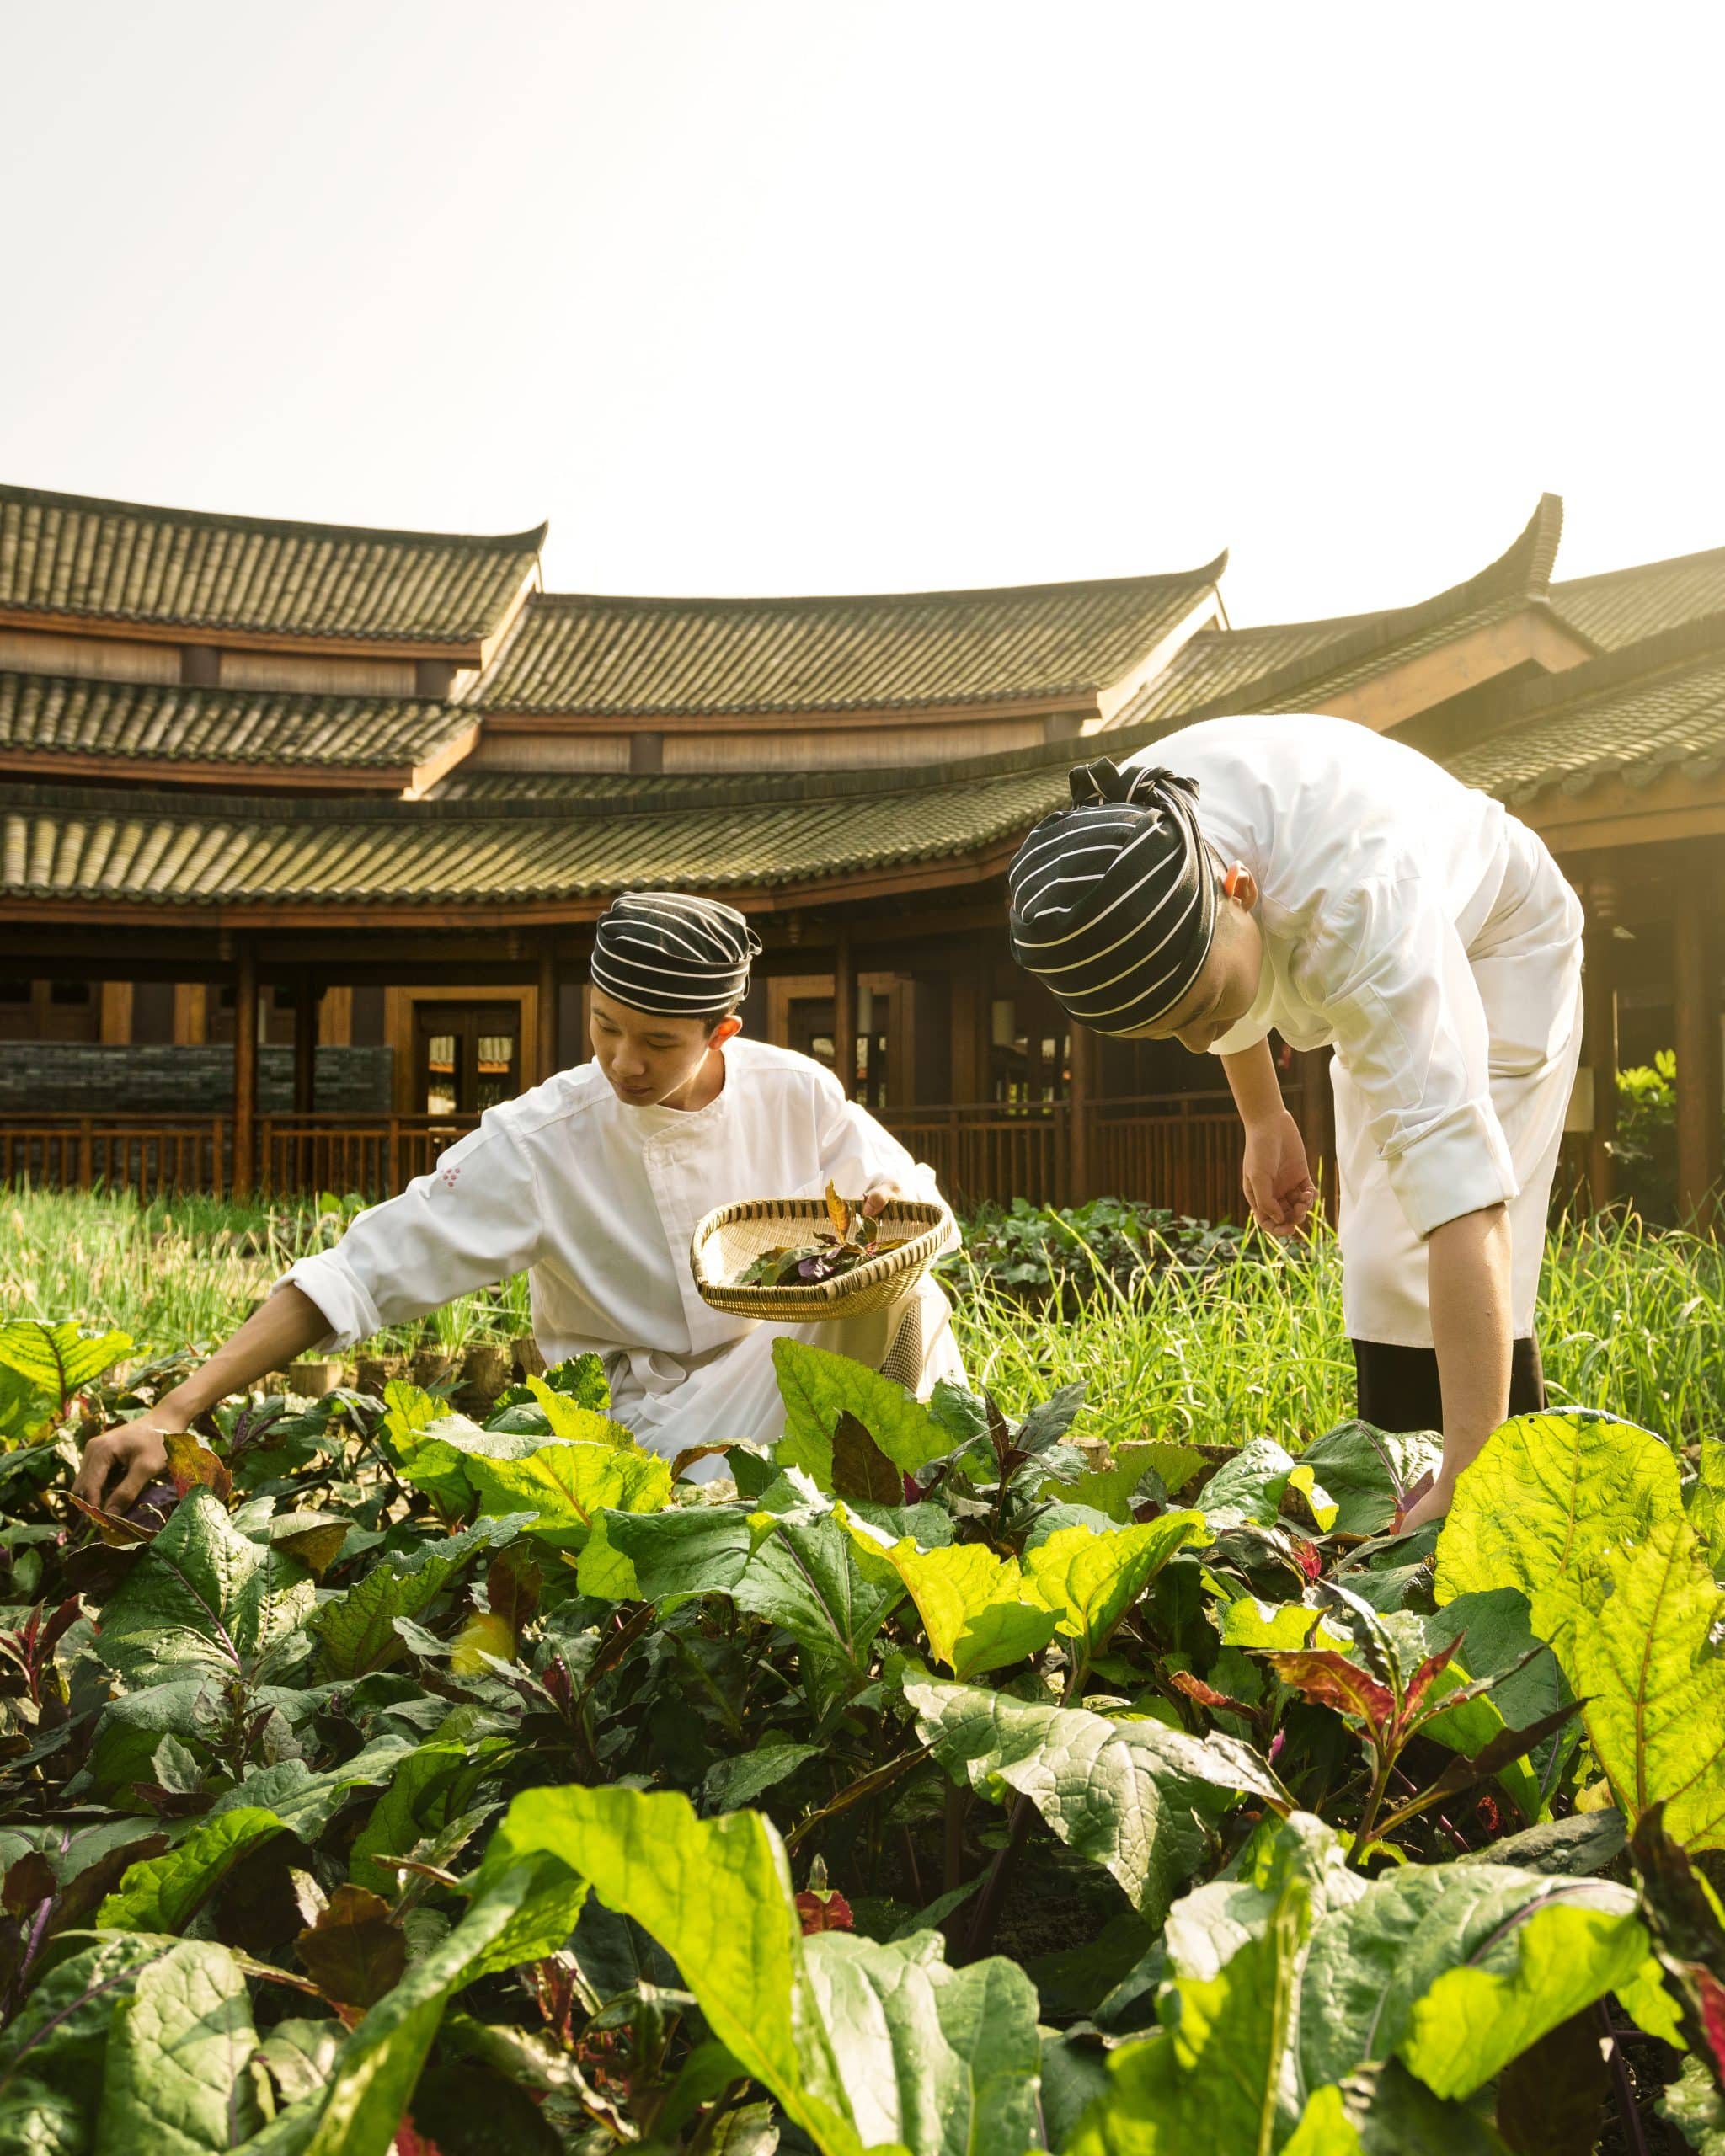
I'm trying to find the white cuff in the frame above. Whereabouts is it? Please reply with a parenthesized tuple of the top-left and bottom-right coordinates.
(276, 1251, 382, 1354)
(1384, 1098, 1519, 1239)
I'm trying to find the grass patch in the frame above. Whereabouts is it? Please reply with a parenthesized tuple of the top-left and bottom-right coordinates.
(3, 1186, 1720, 1446)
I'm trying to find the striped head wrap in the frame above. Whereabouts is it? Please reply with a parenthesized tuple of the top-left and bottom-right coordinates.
(1007, 758, 1217, 1035)
(590, 893, 762, 1019)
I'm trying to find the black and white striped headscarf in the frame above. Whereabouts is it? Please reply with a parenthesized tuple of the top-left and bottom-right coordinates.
(1007, 759, 1218, 1035)
(590, 893, 762, 1018)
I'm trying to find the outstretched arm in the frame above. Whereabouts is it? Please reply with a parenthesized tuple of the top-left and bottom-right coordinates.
(74, 1285, 330, 1512)
(1221, 1038, 1315, 1235)
(1399, 1201, 1513, 1529)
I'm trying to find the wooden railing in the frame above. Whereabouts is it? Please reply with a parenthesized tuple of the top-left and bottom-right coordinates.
(1, 1096, 1254, 1218)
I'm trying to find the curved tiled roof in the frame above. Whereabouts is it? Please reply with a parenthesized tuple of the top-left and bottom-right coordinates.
(1111, 494, 1567, 729)
(0, 670, 473, 774)
(0, 483, 545, 645)
(1552, 544, 1725, 653)
(472, 560, 1227, 718)
(1449, 616, 1725, 805)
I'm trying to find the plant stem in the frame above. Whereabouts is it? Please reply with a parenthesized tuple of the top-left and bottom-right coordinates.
(943, 1779, 967, 1896)
(1597, 2000, 1650, 2156)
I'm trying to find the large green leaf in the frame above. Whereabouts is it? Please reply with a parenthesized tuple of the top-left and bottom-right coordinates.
(1063, 1871, 1307, 2154)
(1398, 1896, 1653, 2099)
(0, 1323, 132, 1417)
(734, 1508, 906, 1684)
(349, 1732, 508, 1896)
(1690, 1437, 1725, 1575)
(576, 1504, 756, 1601)
(0, 1937, 173, 2122)
(773, 1339, 952, 1488)
(297, 1861, 573, 2156)
(204, 1737, 414, 1842)
(1024, 1515, 1210, 1658)
(1287, 2062, 1509, 2155)
(97, 1807, 289, 1935)
(461, 1440, 670, 1550)
(308, 1550, 460, 1680)
(93, 1939, 262, 2154)
(906, 1678, 1283, 1924)
(1434, 1412, 1681, 1652)
(385, 1411, 552, 1513)
(93, 1492, 316, 1686)
(0, 2079, 88, 2156)
(802, 1929, 1043, 2156)
(478, 1785, 866, 2156)
(1162, 1812, 1365, 1983)
(1298, 1861, 1639, 2095)
(1568, 1512, 1725, 1850)
(1298, 1423, 1443, 1539)
(843, 1523, 1052, 1680)
(1199, 1440, 1335, 1533)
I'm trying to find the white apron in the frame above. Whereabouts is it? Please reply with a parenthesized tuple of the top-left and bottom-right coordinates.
(280, 1038, 966, 1470)
(1125, 718, 1585, 1348)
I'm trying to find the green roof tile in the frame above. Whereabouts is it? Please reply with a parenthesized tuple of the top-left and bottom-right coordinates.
(1448, 617, 1725, 805)
(1551, 545, 1725, 652)
(0, 483, 544, 644)
(1111, 495, 1567, 729)
(0, 670, 473, 773)
(473, 562, 1226, 718)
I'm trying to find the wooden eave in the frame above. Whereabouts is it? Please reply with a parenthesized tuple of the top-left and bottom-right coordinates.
(476, 691, 1100, 734)
(0, 718, 479, 798)
(0, 603, 489, 666)
(1515, 767, 1725, 855)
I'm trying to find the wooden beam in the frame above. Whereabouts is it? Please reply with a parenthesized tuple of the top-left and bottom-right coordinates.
(1297, 1046, 1336, 1222)
(1673, 847, 1722, 1226)
(232, 939, 259, 1198)
(1067, 1024, 1095, 1204)
(292, 973, 318, 1116)
(833, 926, 857, 1101)
(1583, 877, 1619, 1210)
(949, 977, 983, 1103)
(537, 938, 559, 1086)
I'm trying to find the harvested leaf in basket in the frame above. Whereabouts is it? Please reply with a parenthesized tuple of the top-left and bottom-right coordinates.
(733, 1184, 907, 1288)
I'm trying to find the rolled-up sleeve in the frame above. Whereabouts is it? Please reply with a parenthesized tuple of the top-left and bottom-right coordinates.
(808, 1073, 960, 1255)
(277, 1116, 545, 1352)
(1314, 879, 1519, 1239)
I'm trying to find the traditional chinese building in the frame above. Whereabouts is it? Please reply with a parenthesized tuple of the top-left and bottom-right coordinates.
(2, 481, 1720, 1222)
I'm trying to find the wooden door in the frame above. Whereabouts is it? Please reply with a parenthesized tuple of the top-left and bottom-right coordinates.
(413, 1003, 521, 1115)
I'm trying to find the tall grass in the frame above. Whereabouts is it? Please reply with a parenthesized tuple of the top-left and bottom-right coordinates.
(3, 1187, 1720, 1444)
(949, 1210, 1724, 1449)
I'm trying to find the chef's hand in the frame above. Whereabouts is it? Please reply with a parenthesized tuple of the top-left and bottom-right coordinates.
(860, 1177, 910, 1219)
(1241, 1110, 1316, 1237)
(74, 1412, 174, 1514)
(1396, 1469, 1455, 1533)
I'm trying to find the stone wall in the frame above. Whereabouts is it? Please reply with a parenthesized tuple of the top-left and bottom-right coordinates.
(0, 1044, 393, 1116)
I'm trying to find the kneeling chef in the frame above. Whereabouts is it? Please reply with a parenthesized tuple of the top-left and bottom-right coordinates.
(1007, 714, 1583, 1530)
(77, 892, 965, 1512)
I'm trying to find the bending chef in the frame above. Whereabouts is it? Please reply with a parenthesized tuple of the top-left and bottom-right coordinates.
(1007, 715, 1583, 1529)
(77, 893, 965, 1511)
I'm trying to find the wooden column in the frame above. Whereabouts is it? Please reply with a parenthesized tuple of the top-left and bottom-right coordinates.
(1297, 1046, 1336, 1222)
(537, 940, 559, 1085)
(950, 976, 983, 1102)
(1583, 876, 1619, 1211)
(99, 981, 134, 1044)
(1067, 1024, 1095, 1205)
(292, 974, 318, 1115)
(833, 926, 857, 1100)
(1673, 847, 1722, 1226)
(232, 938, 259, 1198)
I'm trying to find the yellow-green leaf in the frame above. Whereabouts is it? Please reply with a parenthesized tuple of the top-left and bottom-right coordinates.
(462, 1440, 671, 1550)
(1025, 1514, 1210, 1657)
(841, 1519, 1054, 1679)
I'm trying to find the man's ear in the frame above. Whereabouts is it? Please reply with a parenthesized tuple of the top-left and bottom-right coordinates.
(1223, 864, 1258, 910)
(710, 1015, 744, 1049)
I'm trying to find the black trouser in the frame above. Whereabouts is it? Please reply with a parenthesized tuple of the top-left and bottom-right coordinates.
(1351, 1337, 1546, 1434)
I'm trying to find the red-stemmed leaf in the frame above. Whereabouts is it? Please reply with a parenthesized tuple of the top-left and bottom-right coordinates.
(1399, 1634, 1465, 1724)
(795, 1887, 855, 1935)
(164, 1432, 232, 1506)
(1168, 1669, 1257, 1718)
(295, 1883, 407, 2010)
(1259, 1649, 1396, 1730)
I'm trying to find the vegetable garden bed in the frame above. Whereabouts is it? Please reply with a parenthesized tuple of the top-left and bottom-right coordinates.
(0, 1307, 1719, 2153)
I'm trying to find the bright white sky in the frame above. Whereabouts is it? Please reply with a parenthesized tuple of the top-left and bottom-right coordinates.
(3, 2, 1722, 626)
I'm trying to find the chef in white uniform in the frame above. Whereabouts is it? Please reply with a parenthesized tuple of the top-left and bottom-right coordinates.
(1007, 716, 1583, 1529)
(76, 893, 965, 1510)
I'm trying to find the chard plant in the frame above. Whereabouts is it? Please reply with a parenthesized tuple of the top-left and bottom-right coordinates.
(0, 1312, 1715, 2153)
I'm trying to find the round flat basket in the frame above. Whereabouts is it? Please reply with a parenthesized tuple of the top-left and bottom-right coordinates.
(690, 1198, 949, 1322)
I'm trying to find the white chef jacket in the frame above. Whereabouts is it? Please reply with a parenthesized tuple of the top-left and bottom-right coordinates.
(1124, 717, 1584, 1347)
(280, 1038, 965, 1464)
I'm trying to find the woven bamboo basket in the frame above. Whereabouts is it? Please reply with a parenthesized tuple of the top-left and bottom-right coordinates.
(690, 1198, 950, 1322)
